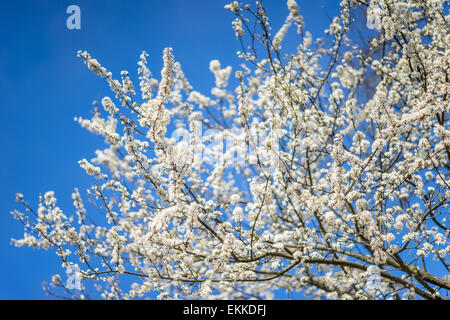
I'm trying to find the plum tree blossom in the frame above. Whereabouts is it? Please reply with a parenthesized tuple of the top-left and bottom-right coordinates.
(12, 0, 450, 300)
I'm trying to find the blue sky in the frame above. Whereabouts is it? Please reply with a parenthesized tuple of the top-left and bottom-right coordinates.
(0, 0, 341, 299)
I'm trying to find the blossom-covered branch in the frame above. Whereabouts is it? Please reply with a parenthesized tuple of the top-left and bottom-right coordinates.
(12, 0, 449, 300)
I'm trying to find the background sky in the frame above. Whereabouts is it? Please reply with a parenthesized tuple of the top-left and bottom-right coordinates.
(0, 0, 341, 299)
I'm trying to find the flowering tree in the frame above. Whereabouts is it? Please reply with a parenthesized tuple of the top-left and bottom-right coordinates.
(12, 0, 450, 300)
